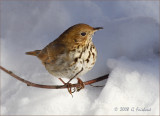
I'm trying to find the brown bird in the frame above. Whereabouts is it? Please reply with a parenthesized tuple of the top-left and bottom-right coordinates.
(26, 23, 103, 95)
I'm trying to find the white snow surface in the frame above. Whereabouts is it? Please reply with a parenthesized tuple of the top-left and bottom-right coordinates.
(0, 0, 159, 115)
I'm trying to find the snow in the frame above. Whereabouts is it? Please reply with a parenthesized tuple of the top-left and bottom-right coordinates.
(0, 0, 159, 115)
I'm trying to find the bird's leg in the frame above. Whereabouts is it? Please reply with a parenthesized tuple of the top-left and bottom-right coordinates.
(65, 68, 84, 93)
(76, 77, 85, 92)
(67, 68, 84, 84)
(58, 68, 83, 96)
(58, 78, 75, 96)
(58, 78, 65, 84)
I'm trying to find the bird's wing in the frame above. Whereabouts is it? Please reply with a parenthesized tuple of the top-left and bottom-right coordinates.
(38, 42, 66, 64)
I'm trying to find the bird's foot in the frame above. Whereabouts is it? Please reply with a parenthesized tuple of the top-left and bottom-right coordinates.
(58, 78, 85, 96)
(76, 78, 85, 92)
(65, 82, 76, 97)
(59, 78, 75, 97)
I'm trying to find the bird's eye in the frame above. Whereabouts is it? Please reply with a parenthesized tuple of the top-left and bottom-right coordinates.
(81, 32, 86, 36)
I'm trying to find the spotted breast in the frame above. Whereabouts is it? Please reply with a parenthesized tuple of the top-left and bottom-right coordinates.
(44, 41, 97, 79)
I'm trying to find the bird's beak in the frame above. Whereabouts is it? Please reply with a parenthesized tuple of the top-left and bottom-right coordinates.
(93, 27, 103, 31)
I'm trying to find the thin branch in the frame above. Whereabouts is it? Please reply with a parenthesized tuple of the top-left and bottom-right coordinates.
(0, 65, 109, 89)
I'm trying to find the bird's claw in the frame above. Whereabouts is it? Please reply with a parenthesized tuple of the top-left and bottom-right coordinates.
(76, 78, 85, 92)
(63, 78, 85, 97)
(65, 83, 75, 97)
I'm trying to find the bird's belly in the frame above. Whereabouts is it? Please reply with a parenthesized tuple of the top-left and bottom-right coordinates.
(45, 43, 97, 79)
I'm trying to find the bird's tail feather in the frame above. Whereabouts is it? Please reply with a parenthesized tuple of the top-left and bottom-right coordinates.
(26, 50, 41, 56)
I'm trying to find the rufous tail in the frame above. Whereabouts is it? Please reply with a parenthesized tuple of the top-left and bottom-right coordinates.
(25, 50, 41, 56)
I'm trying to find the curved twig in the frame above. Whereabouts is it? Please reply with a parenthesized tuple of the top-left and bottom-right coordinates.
(0, 65, 109, 89)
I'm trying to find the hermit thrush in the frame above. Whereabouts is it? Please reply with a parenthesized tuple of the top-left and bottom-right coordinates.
(26, 23, 103, 95)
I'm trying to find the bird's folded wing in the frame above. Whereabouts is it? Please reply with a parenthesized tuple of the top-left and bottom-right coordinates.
(38, 43, 66, 64)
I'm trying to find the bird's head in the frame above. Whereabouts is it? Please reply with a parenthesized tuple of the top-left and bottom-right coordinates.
(58, 23, 103, 46)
